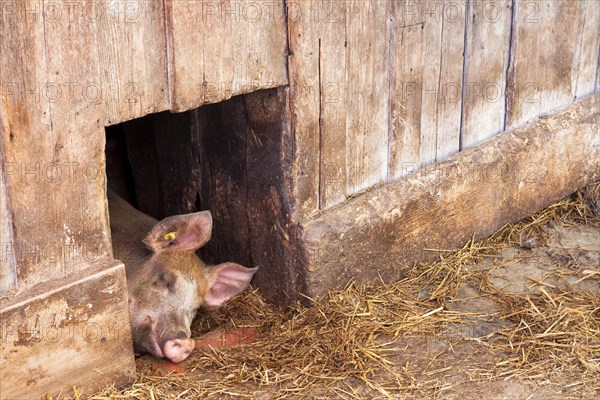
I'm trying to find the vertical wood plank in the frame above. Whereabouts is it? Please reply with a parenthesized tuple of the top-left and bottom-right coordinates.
(0, 0, 112, 290)
(287, 1, 321, 217)
(434, 0, 466, 160)
(419, 0, 465, 164)
(390, 0, 465, 171)
(597, 48, 600, 91)
(0, 0, 51, 289)
(195, 99, 251, 268)
(319, 2, 347, 209)
(462, 0, 512, 149)
(289, 1, 391, 211)
(389, 0, 425, 179)
(571, 0, 600, 100)
(419, 0, 444, 164)
(0, 135, 16, 293)
(168, 0, 288, 111)
(244, 88, 306, 305)
(40, 0, 112, 280)
(597, 57, 600, 92)
(96, 0, 169, 125)
(345, 0, 390, 194)
(506, 0, 580, 127)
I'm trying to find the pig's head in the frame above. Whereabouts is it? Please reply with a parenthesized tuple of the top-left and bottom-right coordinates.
(126, 210, 257, 363)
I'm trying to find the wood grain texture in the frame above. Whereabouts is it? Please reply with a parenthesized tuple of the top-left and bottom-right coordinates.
(96, 0, 169, 125)
(167, 0, 288, 112)
(287, 1, 322, 218)
(390, 0, 466, 173)
(0, 0, 113, 290)
(0, 136, 16, 293)
(244, 88, 308, 305)
(302, 94, 600, 298)
(418, 0, 444, 164)
(433, 0, 465, 161)
(462, 0, 512, 149)
(420, 0, 465, 164)
(345, 0, 390, 194)
(506, 0, 580, 127)
(597, 50, 600, 91)
(388, 1, 425, 179)
(195, 98, 252, 268)
(0, 262, 135, 399)
(288, 0, 390, 212)
(319, 2, 347, 209)
(571, 0, 600, 100)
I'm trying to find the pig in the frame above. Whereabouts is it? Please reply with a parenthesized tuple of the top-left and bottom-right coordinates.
(108, 190, 257, 363)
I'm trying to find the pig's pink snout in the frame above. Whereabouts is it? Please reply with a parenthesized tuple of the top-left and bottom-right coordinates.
(163, 338, 195, 363)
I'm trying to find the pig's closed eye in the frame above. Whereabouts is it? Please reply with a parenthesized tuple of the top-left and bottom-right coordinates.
(156, 273, 174, 291)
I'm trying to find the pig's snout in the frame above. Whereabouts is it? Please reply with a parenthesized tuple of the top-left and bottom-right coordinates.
(163, 337, 195, 363)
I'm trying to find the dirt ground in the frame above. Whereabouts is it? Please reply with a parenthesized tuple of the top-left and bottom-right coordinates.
(90, 187, 599, 400)
(394, 222, 599, 399)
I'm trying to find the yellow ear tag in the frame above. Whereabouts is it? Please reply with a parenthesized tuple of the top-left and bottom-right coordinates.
(164, 231, 178, 241)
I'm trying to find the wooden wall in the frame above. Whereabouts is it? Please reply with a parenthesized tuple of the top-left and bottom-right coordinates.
(0, 0, 287, 397)
(288, 0, 600, 219)
(0, 0, 287, 301)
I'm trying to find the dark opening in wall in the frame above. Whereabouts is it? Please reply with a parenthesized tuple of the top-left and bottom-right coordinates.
(104, 88, 306, 305)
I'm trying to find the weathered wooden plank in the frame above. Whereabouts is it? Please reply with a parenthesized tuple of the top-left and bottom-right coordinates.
(435, 0, 466, 160)
(597, 50, 600, 91)
(0, 0, 112, 290)
(319, 2, 347, 209)
(0, 136, 16, 294)
(244, 88, 307, 305)
(419, 0, 443, 164)
(289, 1, 392, 210)
(388, 0, 425, 179)
(571, 0, 600, 100)
(390, 0, 466, 167)
(597, 58, 600, 91)
(462, 0, 512, 149)
(96, 0, 169, 125)
(0, 0, 50, 290)
(506, 0, 580, 127)
(419, 0, 465, 164)
(303, 94, 600, 298)
(0, 262, 135, 398)
(345, 0, 390, 195)
(195, 98, 252, 268)
(287, 1, 322, 218)
(167, 0, 288, 112)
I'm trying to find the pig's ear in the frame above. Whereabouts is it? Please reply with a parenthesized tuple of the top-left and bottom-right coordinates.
(203, 263, 258, 308)
(144, 211, 212, 254)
